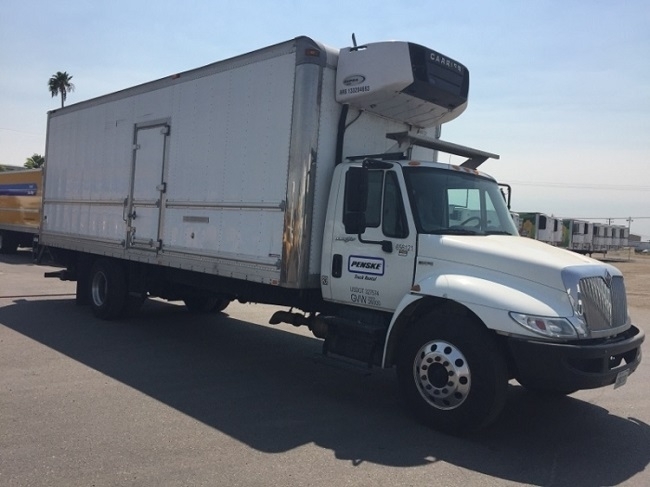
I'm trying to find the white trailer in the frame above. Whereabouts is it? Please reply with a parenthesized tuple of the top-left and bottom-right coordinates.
(550, 217, 563, 245)
(39, 36, 643, 435)
(518, 212, 560, 245)
(611, 225, 628, 250)
(620, 226, 629, 248)
(593, 224, 607, 253)
(561, 219, 593, 254)
(604, 225, 615, 251)
(612, 226, 622, 249)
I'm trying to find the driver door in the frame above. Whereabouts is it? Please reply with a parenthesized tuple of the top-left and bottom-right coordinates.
(326, 167, 417, 311)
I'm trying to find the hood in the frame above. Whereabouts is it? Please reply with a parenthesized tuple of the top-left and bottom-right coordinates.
(418, 235, 602, 292)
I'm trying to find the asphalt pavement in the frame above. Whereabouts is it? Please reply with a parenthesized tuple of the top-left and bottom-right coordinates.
(1, 250, 649, 486)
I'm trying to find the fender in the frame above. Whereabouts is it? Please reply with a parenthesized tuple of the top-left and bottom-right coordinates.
(381, 270, 575, 367)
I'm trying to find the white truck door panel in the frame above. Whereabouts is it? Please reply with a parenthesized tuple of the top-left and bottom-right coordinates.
(328, 168, 416, 311)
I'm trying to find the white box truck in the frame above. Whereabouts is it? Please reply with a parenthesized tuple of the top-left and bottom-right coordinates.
(38, 36, 644, 434)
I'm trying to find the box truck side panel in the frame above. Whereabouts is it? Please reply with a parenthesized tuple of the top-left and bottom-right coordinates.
(45, 91, 169, 243)
(162, 52, 297, 268)
(43, 39, 324, 285)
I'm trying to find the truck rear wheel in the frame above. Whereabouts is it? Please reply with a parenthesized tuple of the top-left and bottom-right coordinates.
(89, 259, 127, 320)
(396, 312, 508, 435)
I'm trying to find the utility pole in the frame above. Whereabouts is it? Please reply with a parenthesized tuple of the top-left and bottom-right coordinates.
(626, 217, 633, 260)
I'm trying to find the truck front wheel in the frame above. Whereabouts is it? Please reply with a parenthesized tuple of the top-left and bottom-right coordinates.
(396, 313, 508, 435)
(89, 259, 127, 320)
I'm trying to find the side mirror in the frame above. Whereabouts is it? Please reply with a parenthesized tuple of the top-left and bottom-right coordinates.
(344, 211, 366, 235)
(343, 167, 368, 234)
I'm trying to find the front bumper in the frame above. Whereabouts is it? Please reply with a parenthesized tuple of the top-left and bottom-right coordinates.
(508, 325, 645, 391)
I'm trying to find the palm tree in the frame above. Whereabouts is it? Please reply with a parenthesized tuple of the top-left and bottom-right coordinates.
(24, 154, 45, 169)
(48, 71, 75, 108)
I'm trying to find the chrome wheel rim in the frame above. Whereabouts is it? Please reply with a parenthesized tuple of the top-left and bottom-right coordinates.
(413, 340, 471, 410)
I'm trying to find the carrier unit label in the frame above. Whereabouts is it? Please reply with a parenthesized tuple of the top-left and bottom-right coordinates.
(342, 74, 366, 86)
(338, 85, 370, 96)
(348, 255, 385, 276)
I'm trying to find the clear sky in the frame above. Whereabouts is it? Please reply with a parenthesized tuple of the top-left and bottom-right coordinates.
(2, 0, 649, 239)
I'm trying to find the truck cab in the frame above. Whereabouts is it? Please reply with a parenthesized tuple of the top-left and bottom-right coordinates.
(318, 136, 643, 434)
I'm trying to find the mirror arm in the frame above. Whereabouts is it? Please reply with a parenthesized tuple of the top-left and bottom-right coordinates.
(357, 234, 393, 253)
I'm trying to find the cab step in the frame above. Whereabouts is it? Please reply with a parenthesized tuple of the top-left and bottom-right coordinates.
(319, 316, 386, 367)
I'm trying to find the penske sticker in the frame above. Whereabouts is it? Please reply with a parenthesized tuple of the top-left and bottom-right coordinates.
(348, 255, 385, 276)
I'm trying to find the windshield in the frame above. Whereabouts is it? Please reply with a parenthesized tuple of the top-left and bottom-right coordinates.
(403, 167, 518, 236)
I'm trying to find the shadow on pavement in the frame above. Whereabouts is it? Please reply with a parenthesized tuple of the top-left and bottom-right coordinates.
(1, 297, 648, 485)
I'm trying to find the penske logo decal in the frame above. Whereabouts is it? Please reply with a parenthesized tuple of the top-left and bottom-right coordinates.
(348, 256, 385, 276)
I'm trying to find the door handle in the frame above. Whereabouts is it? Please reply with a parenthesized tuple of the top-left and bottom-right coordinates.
(332, 254, 342, 278)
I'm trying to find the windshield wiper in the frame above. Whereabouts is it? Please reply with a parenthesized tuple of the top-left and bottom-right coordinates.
(485, 230, 514, 235)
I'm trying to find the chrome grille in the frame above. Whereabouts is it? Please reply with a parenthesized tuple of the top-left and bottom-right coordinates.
(611, 276, 628, 326)
(579, 275, 627, 331)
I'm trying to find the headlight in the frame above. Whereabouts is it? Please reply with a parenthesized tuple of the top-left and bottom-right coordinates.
(509, 312, 578, 339)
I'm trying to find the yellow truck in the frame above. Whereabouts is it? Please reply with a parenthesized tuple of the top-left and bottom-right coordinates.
(0, 168, 42, 253)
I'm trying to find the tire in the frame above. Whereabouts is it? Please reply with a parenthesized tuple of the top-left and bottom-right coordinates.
(396, 312, 508, 435)
(0, 231, 19, 254)
(213, 298, 230, 312)
(89, 259, 127, 320)
(184, 295, 230, 313)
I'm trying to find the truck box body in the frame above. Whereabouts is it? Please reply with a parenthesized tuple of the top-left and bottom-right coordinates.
(42, 37, 427, 289)
(0, 169, 42, 253)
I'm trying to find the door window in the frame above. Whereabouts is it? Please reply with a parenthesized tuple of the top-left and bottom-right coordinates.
(343, 169, 409, 239)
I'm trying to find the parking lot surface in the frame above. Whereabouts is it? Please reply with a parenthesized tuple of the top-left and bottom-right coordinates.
(1, 250, 649, 486)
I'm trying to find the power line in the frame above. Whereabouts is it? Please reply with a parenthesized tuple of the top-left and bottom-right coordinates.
(0, 128, 41, 137)
(509, 181, 650, 191)
(572, 216, 650, 220)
